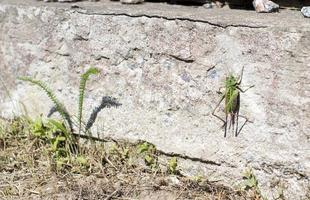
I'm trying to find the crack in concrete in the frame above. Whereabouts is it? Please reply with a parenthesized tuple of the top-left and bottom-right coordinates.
(168, 54, 195, 63)
(157, 149, 222, 166)
(150, 52, 195, 63)
(70, 135, 222, 166)
(94, 55, 110, 61)
(44, 49, 70, 57)
(73, 35, 89, 41)
(98, 136, 309, 178)
(250, 161, 309, 181)
(68, 133, 222, 166)
(133, 138, 223, 166)
(74, 9, 267, 29)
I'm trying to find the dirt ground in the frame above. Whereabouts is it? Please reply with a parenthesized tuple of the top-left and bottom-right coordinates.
(0, 118, 262, 200)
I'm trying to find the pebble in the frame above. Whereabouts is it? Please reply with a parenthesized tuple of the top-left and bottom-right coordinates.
(120, 0, 144, 4)
(301, 7, 310, 18)
(203, 0, 212, 9)
(253, 0, 279, 13)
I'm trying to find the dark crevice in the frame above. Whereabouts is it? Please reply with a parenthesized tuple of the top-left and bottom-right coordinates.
(156, 149, 221, 166)
(74, 10, 267, 29)
(94, 55, 110, 61)
(44, 49, 70, 57)
(73, 35, 89, 41)
(168, 54, 195, 63)
(206, 64, 216, 72)
(252, 162, 309, 180)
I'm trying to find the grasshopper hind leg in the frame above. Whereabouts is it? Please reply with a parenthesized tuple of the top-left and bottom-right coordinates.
(236, 115, 252, 136)
(235, 111, 239, 137)
(232, 115, 235, 137)
(224, 114, 228, 137)
(229, 113, 237, 137)
(237, 66, 245, 85)
(212, 95, 229, 137)
(235, 94, 240, 137)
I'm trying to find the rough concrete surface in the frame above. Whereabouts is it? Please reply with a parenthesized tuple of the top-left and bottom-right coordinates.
(0, 0, 309, 199)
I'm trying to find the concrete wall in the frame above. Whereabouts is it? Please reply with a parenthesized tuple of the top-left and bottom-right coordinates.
(0, 0, 309, 199)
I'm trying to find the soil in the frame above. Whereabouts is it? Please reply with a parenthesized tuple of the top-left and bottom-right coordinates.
(0, 118, 260, 200)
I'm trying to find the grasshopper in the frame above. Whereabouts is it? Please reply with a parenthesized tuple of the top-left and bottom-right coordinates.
(212, 67, 254, 137)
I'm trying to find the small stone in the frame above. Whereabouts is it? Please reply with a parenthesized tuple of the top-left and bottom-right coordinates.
(214, 0, 224, 8)
(41, 0, 98, 2)
(203, 2, 213, 9)
(168, 176, 180, 186)
(252, 0, 279, 13)
(120, 0, 144, 4)
(58, 0, 78, 2)
(301, 7, 310, 18)
(203, 0, 213, 9)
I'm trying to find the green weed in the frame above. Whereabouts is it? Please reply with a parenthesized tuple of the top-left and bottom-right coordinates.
(78, 68, 99, 135)
(18, 67, 100, 141)
(242, 168, 267, 200)
(137, 142, 158, 169)
(167, 157, 178, 174)
(18, 77, 72, 131)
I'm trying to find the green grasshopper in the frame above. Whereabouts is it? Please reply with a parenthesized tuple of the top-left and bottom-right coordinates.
(212, 67, 254, 137)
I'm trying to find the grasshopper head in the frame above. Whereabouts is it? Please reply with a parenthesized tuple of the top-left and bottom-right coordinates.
(225, 75, 238, 88)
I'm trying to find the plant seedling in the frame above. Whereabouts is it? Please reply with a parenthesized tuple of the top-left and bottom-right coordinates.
(168, 157, 178, 174)
(212, 66, 254, 137)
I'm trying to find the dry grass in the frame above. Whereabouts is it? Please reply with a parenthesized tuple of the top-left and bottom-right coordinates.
(0, 117, 262, 200)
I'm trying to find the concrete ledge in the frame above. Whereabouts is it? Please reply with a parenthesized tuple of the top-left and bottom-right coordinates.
(0, 1, 309, 198)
